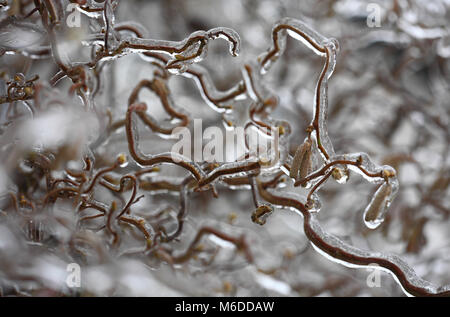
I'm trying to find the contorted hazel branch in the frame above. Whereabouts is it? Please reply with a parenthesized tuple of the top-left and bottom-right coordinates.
(257, 17, 339, 162)
(125, 102, 205, 182)
(154, 226, 253, 265)
(256, 178, 450, 297)
(1, 0, 448, 297)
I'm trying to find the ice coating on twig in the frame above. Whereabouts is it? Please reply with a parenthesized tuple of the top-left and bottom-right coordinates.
(180, 64, 246, 112)
(259, 118, 291, 173)
(363, 180, 398, 229)
(259, 184, 449, 296)
(246, 17, 446, 296)
(257, 17, 328, 73)
(289, 138, 313, 186)
(251, 204, 273, 226)
(119, 214, 155, 240)
(333, 152, 395, 184)
(1, 1, 447, 296)
(242, 61, 277, 106)
(197, 161, 261, 188)
(206, 27, 241, 57)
